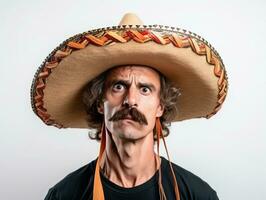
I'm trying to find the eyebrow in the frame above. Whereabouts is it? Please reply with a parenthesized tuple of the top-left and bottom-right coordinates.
(108, 79, 157, 91)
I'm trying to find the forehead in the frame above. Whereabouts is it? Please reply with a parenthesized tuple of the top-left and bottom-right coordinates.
(105, 66, 161, 86)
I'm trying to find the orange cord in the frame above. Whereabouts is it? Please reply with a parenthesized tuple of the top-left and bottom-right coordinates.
(156, 118, 180, 200)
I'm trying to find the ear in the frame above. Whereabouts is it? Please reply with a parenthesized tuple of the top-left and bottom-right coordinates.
(156, 103, 164, 117)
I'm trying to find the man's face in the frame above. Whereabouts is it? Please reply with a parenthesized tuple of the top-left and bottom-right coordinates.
(100, 66, 164, 141)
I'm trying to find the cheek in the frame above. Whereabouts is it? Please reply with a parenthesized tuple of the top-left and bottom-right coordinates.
(142, 97, 161, 113)
(142, 99, 162, 123)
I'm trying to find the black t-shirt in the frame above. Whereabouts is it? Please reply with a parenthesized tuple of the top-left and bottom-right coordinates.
(44, 157, 219, 200)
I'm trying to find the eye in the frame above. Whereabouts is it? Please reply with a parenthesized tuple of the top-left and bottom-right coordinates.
(140, 86, 151, 95)
(112, 83, 125, 92)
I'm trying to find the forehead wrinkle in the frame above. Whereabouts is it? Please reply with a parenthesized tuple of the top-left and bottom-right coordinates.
(107, 66, 136, 84)
(105, 65, 161, 89)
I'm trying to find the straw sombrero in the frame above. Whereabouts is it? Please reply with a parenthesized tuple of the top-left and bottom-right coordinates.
(31, 13, 228, 128)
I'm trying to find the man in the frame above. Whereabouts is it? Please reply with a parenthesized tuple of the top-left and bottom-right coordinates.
(31, 13, 228, 200)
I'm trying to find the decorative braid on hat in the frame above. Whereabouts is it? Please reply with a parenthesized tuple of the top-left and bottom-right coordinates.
(31, 25, 228, 128)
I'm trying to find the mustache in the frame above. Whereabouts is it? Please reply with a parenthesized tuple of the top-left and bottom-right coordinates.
(108, 107, 148, 125)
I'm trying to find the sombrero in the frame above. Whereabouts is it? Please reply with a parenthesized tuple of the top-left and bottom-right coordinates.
(31, 13, 228, 128)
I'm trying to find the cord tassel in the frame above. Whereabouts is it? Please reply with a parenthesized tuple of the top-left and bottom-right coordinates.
(156, 118, 181, 200)
(156, 118, 167, 200)
(93, 124, 106, 200)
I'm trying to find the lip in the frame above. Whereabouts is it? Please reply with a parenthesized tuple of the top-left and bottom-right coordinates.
(121, 118, 133, 121)
(120, 117, 135, 123)
(122, 115, 133, 120)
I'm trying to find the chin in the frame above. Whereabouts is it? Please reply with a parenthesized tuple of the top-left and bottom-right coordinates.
(108, 121, 153, 141)
(115, 129, 142, 140)
(116, 127, 154, 141)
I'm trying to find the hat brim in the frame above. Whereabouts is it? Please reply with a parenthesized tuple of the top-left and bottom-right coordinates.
(31, 26, 228, 128)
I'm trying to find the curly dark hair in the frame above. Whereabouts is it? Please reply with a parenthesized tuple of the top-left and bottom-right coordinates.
(82, 66, 180, 141)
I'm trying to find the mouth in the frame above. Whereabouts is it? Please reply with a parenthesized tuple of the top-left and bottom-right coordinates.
(121, 115, 133, 120)
(108, 108, 148, 125)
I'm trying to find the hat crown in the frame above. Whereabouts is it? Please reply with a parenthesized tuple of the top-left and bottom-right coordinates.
(119, 13, 143, 25)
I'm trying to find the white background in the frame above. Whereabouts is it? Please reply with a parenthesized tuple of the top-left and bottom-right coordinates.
(1, 0, 266, 199)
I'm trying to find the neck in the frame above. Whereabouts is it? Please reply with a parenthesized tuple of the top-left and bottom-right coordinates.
(100, 130, 159, 188)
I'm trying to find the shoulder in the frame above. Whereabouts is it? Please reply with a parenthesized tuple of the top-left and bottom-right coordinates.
(161, 157, 219, 200)
(44, 159, 97, 200)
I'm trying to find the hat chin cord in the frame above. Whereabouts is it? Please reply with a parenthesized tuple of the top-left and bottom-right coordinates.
(155, 118, 180, 200)
(92, 119, 180, 200)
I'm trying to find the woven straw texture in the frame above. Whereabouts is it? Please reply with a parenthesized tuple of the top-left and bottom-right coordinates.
(31, 25, 228, 128)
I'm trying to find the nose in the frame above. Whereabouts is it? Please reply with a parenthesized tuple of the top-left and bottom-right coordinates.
(123, 86, 138, 108)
